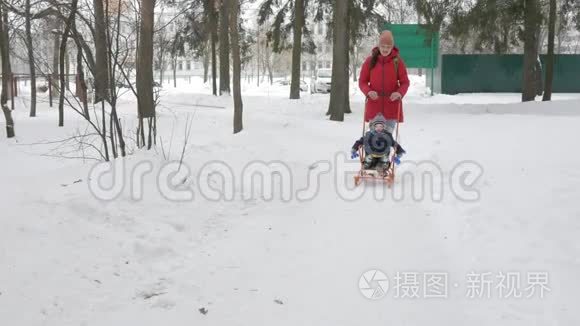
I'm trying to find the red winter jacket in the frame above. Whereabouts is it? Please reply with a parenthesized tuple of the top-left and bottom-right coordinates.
(358, 46, 410, 122)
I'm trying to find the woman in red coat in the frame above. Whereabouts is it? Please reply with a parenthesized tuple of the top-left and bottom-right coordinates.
(359, 30, 410, 132)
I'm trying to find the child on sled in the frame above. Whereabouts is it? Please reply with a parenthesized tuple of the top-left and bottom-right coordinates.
(350, 113, 406, 171)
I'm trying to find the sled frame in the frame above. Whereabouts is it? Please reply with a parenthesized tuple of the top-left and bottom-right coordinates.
(354, 149, 396, 187)
(354, 101, 401, 187)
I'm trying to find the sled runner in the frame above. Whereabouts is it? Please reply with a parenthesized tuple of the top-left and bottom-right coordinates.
(354, 148, 396, 187)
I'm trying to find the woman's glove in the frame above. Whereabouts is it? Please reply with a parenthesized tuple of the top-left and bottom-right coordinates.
(367, 91, 379, 100)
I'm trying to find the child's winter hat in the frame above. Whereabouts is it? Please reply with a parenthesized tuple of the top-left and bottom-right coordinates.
(370, 113, 387, 129)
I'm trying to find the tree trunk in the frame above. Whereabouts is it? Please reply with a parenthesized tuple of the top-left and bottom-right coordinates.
(65, 51, 70, 89)
(110, 0, 126, 157)
(203, 41, 210, 83)
(159, 56, 164, 85)
(257, 26, 260, 87)
(106, 11, 117, 161)
(99, 102, 109, 160)
(76, 45, 89, 118)
(219, 0, 230, 95)
(417, 12, 423, 76)
(209, 0, 218, 95)
(229, 0, 243, 133)
(173, 59, 177, 88)
(68, 21, 96, 74)
(265, 47, 273, 84)
(534, 28, 543, 96)
(289, 0, 304, 99)
(58, 0, 77, 127)
(137, 0, 155, 131)
(211, 21, 218, 95)
(343, 41, 351, 114)
(1, 7, 12, 104)
(0, 101, 14, 137)
(0, 4, 14, 137)
(543, 0, 556, 101)
(25, 0, 36, 117)
(327, 0, 350, 121)
(522, 0, 540, 102)
(52, 20, 60, 100)
(211, 27, 218, 95)
(93, 0, 110, 103)
(351, 48, 357, 82)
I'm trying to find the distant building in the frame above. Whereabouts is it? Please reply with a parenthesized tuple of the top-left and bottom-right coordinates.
(301, 20, 333, 77)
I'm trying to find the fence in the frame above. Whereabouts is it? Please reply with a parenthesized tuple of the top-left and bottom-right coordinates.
(440, 54, 580, 94)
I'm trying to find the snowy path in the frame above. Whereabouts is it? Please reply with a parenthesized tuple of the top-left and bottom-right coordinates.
(1, 86, 580, 325)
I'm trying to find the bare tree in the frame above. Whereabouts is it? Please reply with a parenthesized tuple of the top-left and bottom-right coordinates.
(75, 35, 89, 118)
(106, 0, 128, 158)
(51, 17, 60, 101)
(219, 0, 230, 94)
(229, 0, 242, 133)
(327, 0, 350, 121)
(0, 2, 15, 137)
(93, 0, 110, 103)
(58, 0, 78, 127)
(1, 0, 133, 157)
(137, 0, 156, 149)
(210, 0, 218, 95)
(24, 0, 36, 117)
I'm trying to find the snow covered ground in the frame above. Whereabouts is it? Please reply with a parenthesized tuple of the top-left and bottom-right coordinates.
(1, 76, 580, 325)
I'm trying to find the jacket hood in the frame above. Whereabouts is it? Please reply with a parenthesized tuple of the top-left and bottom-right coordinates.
(369, 113, 387, 129)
